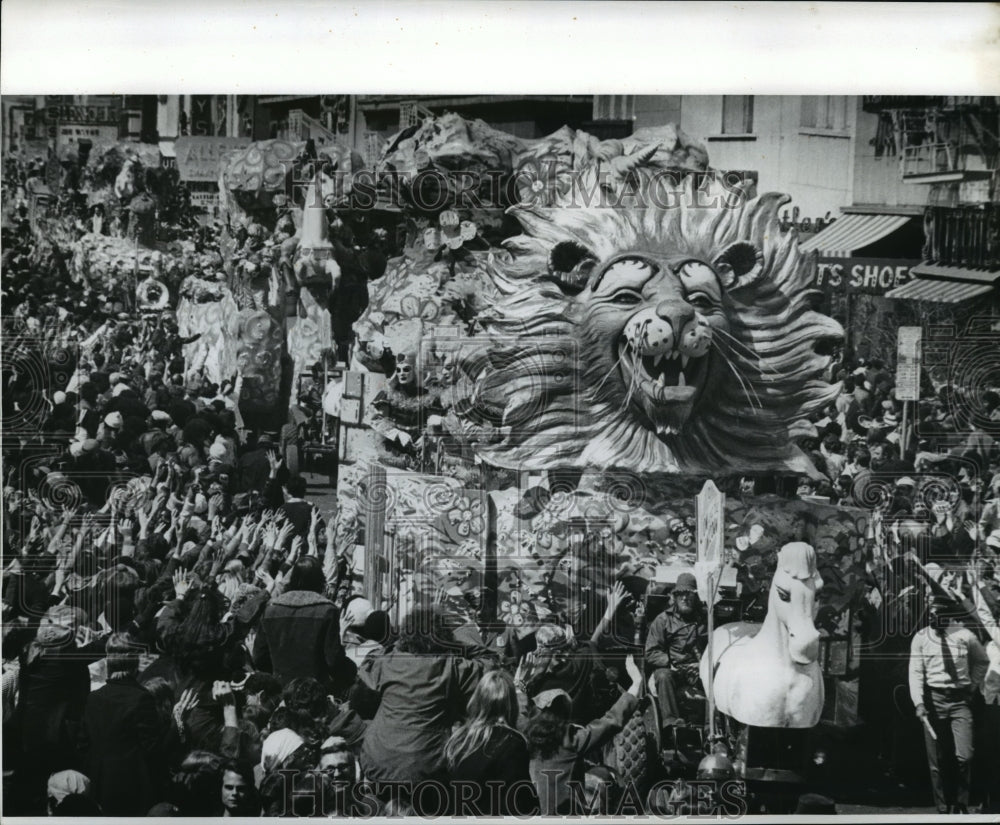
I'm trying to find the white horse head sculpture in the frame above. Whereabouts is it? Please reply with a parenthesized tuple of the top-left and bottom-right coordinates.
(701, 541, 825, 728)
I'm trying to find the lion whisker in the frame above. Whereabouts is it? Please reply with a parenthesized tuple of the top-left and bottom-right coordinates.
(622, 337, 644, 411)
(712, 327, 780, 376)
(712, 341, 763, 410)
(594, 349, 627, 394)
(711, 326, 756, 356)
(620, 322, 643, 409)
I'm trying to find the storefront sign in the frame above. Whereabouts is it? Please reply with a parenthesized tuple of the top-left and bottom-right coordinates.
(175, 137, 250, 182)
(56, 124, 119, 152)
(895, 326, 922, 401)
(813, 257, 920, 295)
(780, 207, 834, 234)
(188, 191, 220, 212)
(39, 103, 121, 125)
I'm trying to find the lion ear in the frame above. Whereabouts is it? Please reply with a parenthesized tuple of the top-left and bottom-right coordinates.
(546, 241, 598, 296)
(713, 242, 764, 291)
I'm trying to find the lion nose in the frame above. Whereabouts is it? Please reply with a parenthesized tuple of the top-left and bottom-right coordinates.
(656, 301, 695, 336)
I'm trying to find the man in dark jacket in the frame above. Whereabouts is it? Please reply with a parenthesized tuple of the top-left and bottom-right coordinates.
(252, 556, 346, 691)
(263, 473, 323, 540)
(82, 633, 169, 816)
(644, 573, 707, 725)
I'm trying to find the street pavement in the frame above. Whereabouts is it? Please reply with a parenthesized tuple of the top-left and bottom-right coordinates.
(302, 470, 339, 516)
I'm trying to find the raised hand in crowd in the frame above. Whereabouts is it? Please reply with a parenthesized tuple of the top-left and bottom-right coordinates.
(172, 570, 193, 600)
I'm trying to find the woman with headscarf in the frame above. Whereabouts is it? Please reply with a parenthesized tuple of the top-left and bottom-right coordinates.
(521, 622, 605, 724)
(46, 769, 95, 815)
(257, 728, 318, 816)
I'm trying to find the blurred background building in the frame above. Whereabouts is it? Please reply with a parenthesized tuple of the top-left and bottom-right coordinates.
(7, 93, 997, 343)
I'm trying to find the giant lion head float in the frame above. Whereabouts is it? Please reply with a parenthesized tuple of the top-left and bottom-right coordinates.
(454, 174, 843, 476)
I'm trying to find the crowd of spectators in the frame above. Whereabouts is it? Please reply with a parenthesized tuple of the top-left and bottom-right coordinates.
(2, 147, 999, 817)
(1, 151, 652, 818)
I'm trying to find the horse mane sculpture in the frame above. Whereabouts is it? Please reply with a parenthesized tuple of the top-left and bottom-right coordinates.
(700, 542, 825, 728)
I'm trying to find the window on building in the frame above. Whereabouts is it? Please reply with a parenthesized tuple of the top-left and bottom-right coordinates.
(722, 96, 754, 134)
(800, 96, 848, 131)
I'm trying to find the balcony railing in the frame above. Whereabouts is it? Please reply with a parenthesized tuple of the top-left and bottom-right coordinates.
(863, 96, 946, 113)
(922, 205, 1000, 269)
(902, 141, 957, 180)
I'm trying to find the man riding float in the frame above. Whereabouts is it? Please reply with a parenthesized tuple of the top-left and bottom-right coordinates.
(644, 572, 707, 726)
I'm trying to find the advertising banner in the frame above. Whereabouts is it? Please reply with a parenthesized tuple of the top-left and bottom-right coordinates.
(175, 137, 251, 182)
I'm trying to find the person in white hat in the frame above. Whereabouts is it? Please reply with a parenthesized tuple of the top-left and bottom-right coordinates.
(339, 596, 381, 669)
(98, 411, 124, 447)
(208, 435, 235, 467)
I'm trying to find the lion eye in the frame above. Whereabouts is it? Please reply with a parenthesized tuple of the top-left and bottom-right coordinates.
(687, 292, 715, 310)
(610, 291, 643, 306)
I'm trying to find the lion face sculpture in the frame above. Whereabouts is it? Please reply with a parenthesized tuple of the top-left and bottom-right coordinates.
(459, 177, 843, 475)
(574, 249, 755, 439)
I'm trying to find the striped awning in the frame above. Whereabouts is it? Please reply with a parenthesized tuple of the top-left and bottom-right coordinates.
(908, 263, 1000, 284)
(799, 213, 913, 257)
(884, 279, 993, 303)
(886, 262, 999, 303)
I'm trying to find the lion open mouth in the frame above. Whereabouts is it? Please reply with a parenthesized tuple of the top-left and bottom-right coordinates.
(619, 342, 707, 436)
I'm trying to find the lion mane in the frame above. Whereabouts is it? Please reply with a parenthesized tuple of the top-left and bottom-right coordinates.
(455, 176, 843, 476)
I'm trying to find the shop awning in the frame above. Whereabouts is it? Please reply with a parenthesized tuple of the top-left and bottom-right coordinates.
(908, 263, 1000, 284)
(885, 264, 999, 302)
(799, 213, 913, 257)
(158, 141, 176, 158)
(885, 279, 992, 303)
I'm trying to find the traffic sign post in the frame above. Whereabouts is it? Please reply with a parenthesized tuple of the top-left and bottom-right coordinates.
(697, 479, 725, 741)
(896, 327, 922, 458)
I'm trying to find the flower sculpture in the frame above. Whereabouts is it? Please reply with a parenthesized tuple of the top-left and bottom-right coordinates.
(515, 153, 573, 207)
(423, 210, 478, 253)
(499, 589, 533, 628)
(447, 495, 487, 539)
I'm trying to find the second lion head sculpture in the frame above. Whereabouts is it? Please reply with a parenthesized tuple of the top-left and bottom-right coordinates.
(452, 176, 843, 476)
